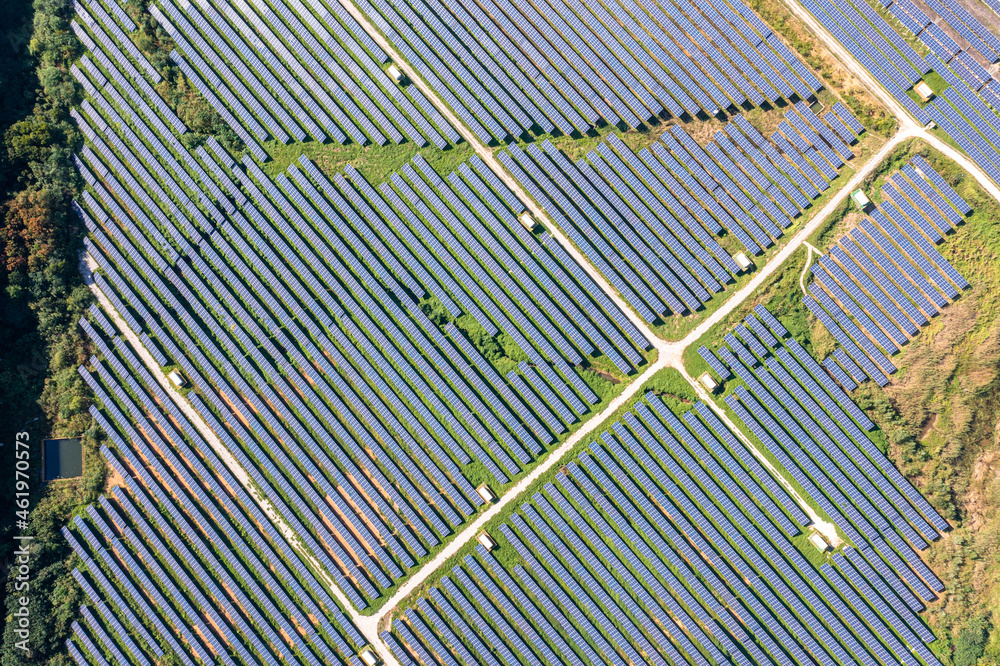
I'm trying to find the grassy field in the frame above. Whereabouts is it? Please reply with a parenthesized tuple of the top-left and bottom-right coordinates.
(261, 137, 476, 186)
(684, 137, 1000, 663)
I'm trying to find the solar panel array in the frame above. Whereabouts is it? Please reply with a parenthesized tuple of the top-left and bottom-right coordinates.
(384, 384, 945, 666)
(65, 15, 656, 640)
(501, 114, 857, 322)
(713, 306, 948, 544)
(64, 323, 365, 665)
(348, 0, 823, 142)
(803, 158, 969, 387)
(59, 0, 969, 662)
(907, 0, 1000, 69)
(123, 0, 456, 151)
(801, 0, 1000, 192)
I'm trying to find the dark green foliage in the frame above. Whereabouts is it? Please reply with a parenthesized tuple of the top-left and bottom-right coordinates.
(419, 297, 451, 327)
(953, 617, 990, 666)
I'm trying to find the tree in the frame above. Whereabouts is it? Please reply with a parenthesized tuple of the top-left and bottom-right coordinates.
(0, 0, 97, 657)
(4, 116, 55, 169)
(955, 617, 992, 666)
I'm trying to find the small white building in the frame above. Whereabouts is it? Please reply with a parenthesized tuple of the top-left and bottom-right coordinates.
(808, 531, 830, 552)
(386, 64, 404, 84)
(168, 370, 186, 387)
(699, 372, 719, 392)
(851, 189, 872, 212)
(476, 484, 497, 503)
(477, 531, 497, 551)
(358, 646, 380, 666)
(517, 211, 535, 230)
(914, 80, 934, 103)
(734, 252, 752, 272)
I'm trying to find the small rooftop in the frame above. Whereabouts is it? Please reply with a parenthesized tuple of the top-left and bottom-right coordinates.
(43, 438, 83, 482)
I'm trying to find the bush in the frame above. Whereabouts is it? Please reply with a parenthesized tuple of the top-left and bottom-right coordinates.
(954, 617, 991, 666)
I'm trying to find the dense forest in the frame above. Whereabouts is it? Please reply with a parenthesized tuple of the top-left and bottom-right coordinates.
(0, 0, 105, 661)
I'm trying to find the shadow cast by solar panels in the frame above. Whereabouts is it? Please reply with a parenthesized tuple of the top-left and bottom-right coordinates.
(92, 0, 829, 149)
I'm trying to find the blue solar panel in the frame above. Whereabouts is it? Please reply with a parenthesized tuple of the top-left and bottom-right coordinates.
(440, 576, 517, 665)
(804, 294, 888, 385)
(821, 353, 857, 390)
(812, 264, 900, 354)
(872, 208, 962, 299)
(911, 155, 971, 214)
(859, 219, 948, 309)
(595, 141, 737, 278)
(698, 345, 733, 380)
(501, 148, 657, 322)
(831, 102, 865, 136)
(817, 254, 909, 346)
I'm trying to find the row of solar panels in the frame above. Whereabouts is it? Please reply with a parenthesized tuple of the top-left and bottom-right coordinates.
(76, 153, 597, 601)
(502, 106, 862, 322)
(353, 0, 823, 143)
(710, 308, 949, 545)
(888, 0, 1000, 113)
(802, 0, 936, 121)
(801, 0, 1000, 192)
(68, 28, 655, 610)
(806, 158, 970, 386)
(889, 0, 1000, 67)
(700, 162, 967, 392)
(149, 0, 457, 149)
(76, 0, 457, 153)
(708, 310, 946, 658)
(65, 320, 368, 665)
(72, 37, 648, 369)
(82, 218, 433, 606)
(384, 385, 944, 666)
